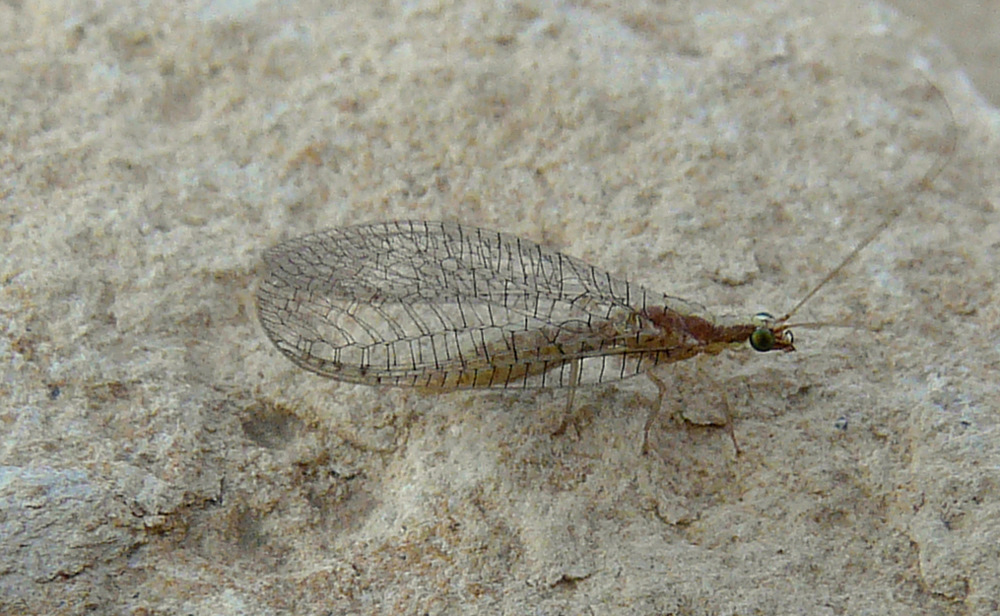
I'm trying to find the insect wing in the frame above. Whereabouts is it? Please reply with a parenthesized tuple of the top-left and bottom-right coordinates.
(256, 221, 684, 389)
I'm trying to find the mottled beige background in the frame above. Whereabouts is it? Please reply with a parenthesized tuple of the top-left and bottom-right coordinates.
(888, 0, 1000, 106)
(2, 1, 998, 615)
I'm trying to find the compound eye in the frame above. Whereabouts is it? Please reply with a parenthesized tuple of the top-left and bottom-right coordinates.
(750, 327, 775, 352)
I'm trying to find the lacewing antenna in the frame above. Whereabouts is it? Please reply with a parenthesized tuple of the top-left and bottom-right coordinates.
(775, 82, 957, 328)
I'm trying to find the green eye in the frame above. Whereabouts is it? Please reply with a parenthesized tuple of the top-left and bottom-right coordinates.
(750, 327, 775, 352)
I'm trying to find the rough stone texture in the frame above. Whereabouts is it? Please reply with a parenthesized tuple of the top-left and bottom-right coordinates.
(887, 0, 1000, 107)
(2, 1, 998, 615)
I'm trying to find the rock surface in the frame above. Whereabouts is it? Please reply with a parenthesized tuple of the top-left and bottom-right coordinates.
(2, 1, 998, 614)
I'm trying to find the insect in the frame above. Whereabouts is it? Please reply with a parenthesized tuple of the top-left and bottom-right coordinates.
(256, 94, 954, 449)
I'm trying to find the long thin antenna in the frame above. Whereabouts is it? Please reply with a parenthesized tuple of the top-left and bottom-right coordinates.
(780, 81, 957, 323)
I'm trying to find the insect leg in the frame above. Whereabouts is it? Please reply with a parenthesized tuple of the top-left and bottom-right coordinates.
(643, 370, 669, 455)
(551, 358, 582, 438)
(644, 364, 741, 455)
(719, 386, 741, 456)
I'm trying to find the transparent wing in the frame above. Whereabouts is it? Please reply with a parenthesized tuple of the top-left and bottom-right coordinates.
(256, 220, 706, 389)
